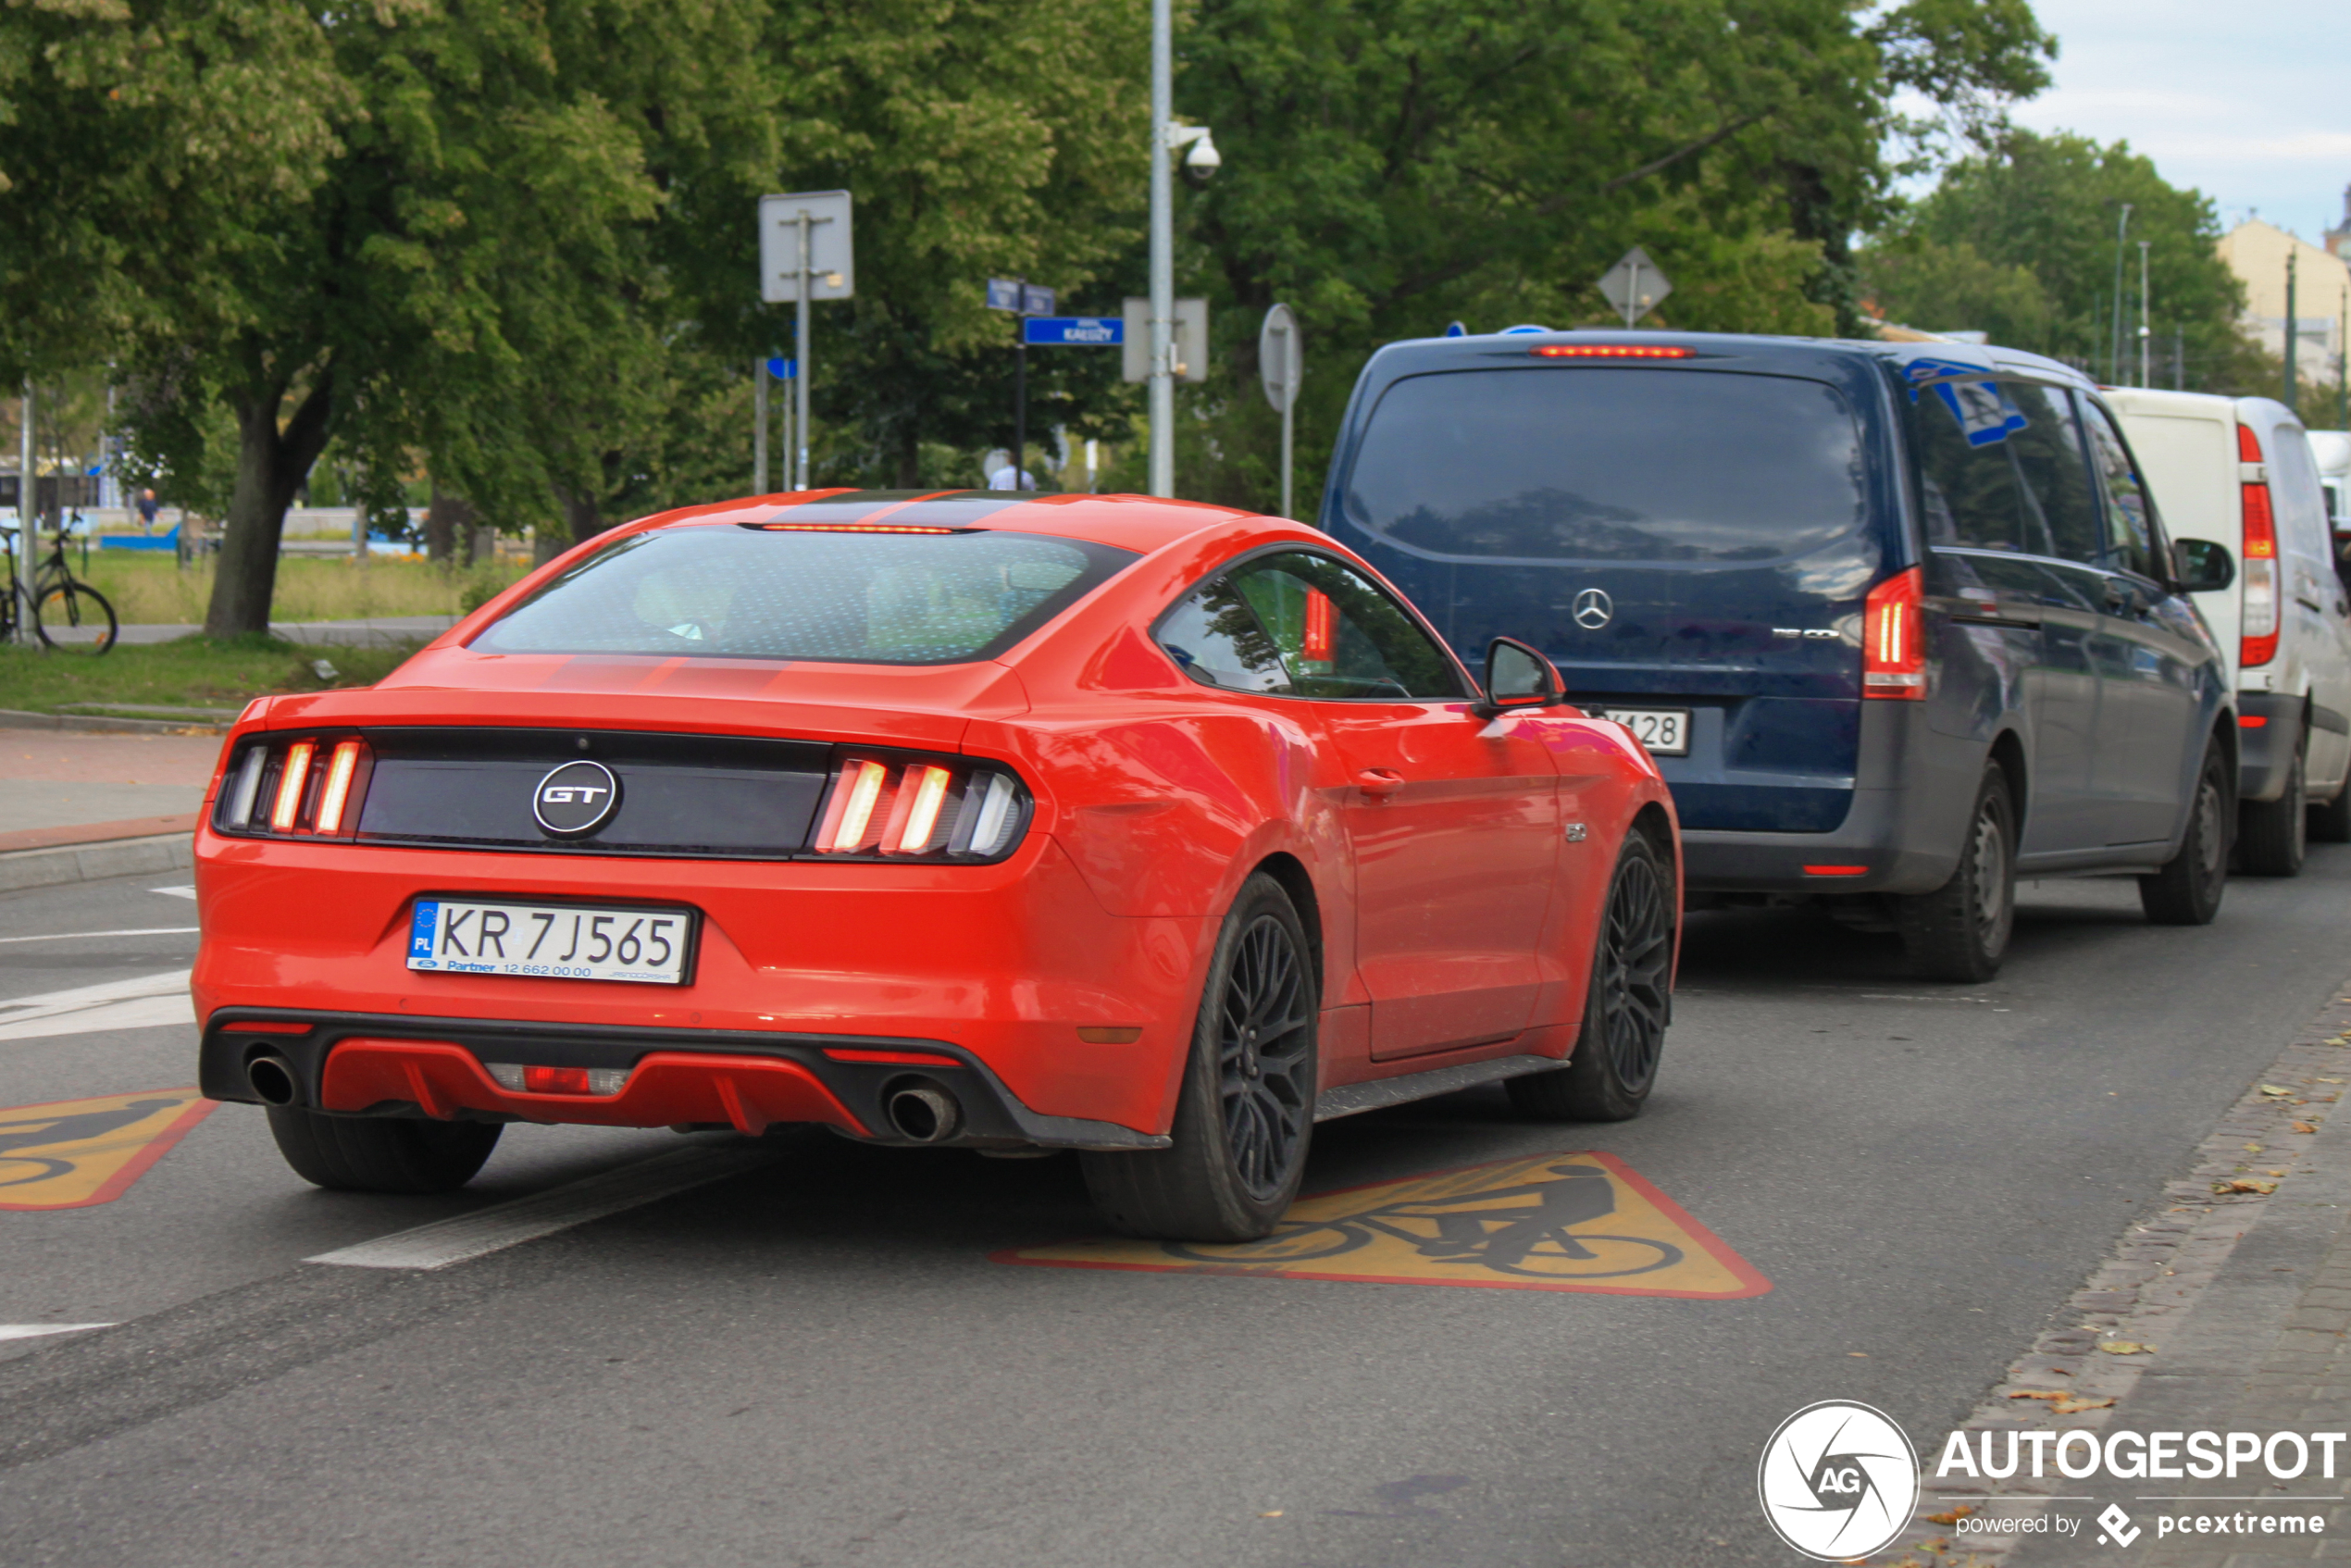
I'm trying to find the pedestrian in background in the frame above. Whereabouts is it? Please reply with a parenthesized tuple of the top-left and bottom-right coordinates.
(135, 488, 159, 531)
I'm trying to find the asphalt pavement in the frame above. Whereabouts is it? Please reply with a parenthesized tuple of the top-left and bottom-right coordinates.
(1, 854, 2347, 1566)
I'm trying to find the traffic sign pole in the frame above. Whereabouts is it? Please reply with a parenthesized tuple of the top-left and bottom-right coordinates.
(795, 211, 812, 490)
(1258, 304, 1302, 519)
(753, 358, 768, 493)
(1148, 0, 1174, 497)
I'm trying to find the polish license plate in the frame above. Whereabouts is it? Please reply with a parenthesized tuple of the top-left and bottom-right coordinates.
(1600, 708, 1691, 755)
(406, 899, 696, 985)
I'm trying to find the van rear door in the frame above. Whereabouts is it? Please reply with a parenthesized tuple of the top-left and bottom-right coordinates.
(1326, 356, 1894, 834)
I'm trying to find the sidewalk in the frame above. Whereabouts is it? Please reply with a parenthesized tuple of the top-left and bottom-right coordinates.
(0, 730, 217, 892)
(1884, 989, 2351, 1566)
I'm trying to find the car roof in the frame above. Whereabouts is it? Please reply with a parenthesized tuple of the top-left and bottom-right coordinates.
(626, 489, 1255, 558)
(1353, 328, 2096, 391)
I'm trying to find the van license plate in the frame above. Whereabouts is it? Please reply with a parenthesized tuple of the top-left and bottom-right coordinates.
(407, 899, 695, 985)
(1600, 709, 1689, 755)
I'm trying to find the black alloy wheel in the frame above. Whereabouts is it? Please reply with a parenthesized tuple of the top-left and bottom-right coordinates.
(1897, 767, 2017, 984)
(1082, 874, 1318, 1241)
(2141, 738, 2232, 926)
(2238, 735, 2308, 876)
(1510, 832, 1673, 1122)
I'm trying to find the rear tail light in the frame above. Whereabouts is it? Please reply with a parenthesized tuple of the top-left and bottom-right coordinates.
(1530, 344, 1694, 359)
(2240, 424, 2279, 667)
(218, 734, 375, 838)
(1862, 567, 1927, 700)
(810, 752, 1030, 861)
(1302, 589, 1337, 661)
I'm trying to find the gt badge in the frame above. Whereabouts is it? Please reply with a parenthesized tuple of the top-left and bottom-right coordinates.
(532, 760, 620, 838)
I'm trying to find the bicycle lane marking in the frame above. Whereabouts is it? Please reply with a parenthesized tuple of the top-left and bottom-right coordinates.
(0, 1089, 216, 1211)
(993, 1151, 1772, 1298)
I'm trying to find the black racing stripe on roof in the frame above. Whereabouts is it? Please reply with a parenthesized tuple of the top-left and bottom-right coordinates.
(757, 491, 1033, 528)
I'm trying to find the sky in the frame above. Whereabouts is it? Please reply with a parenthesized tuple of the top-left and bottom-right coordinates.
(1997, 0, 2351, 241)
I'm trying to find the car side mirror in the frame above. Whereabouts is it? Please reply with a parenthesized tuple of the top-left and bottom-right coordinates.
(1475, 636, 1564, 717)
(2171, 539, 2234, 594)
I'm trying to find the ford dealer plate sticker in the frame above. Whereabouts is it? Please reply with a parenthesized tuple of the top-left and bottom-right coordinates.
(407, 899, 695, 986)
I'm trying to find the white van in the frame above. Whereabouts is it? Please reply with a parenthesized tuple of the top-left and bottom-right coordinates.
(2108, 391, 2351, 874)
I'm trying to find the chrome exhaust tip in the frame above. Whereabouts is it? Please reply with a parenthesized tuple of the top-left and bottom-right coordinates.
(245, 1053, 300, 1108)
(885, 1082, 962, 1143)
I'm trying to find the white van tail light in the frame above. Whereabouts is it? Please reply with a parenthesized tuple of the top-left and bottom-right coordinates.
(2240, 424, 2280, 667)
(219, 735, 376, 839)
(1862, 566, 1927, 699)
(810, 753, 1030, 862)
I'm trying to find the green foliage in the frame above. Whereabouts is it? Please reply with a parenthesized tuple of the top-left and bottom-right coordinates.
(0, 635, 420, 717)
(1859, 130, 2265, 392)
(1163, 0, 2056, 514)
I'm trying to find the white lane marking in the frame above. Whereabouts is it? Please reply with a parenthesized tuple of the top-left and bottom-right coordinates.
(0, 968, 196, 1041)
(306, 1143, 775, 1271)
(0, 1324, 114, 1341)
(151, 886, 197, 901)
(0, 927, 199, 945)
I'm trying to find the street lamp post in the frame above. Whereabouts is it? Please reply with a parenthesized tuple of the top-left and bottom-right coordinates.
(2138, 240, 2151, 389)
(1148, 0, 1173, 497)
(2108, 203, 2133, 385)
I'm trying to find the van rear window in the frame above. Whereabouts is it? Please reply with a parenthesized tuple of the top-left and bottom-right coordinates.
(1340, 367, 1867, 564)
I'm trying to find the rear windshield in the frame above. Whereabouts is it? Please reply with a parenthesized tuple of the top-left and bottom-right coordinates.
(1341, 367, 1868, 564)
(474, 525, 1136, 664)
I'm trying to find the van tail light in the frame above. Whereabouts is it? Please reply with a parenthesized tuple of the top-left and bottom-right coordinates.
(1861, 567, 1927, 700)
(220, 735, 375, 838)
(2240, 423, 2279, 667)
(809, 753, 1030, 861)
(1302, 589, 1337, 661)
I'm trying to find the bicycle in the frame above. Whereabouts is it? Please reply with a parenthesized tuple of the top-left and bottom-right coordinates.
(2, 518, 118, 654)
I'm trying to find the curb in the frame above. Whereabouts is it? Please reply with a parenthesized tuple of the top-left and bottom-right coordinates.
(0, 833, 195, 894)
(0, 708, 227, 736)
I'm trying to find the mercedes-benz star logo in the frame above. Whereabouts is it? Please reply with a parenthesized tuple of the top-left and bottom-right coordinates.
(1572, 588, 1614, 630)
(532, 760, 620, 839)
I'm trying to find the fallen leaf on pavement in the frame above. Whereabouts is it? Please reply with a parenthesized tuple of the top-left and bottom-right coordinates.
(1927, 1505, 1976, 1524)
(2008, 1389, 2067, 1400)
(2216, 1177, 2279, 1194)
(2098, 1340, 2152, 1355)
(2260, 1084, 2295, 1097)
(1259, 1511, 1284, 1518)
(2294, 1122, 2320, 1134)
(2319, 1077, 2345, 1084)
(2245, 1142, 2267, 1152)
(2053, 1396, 2116, 1413)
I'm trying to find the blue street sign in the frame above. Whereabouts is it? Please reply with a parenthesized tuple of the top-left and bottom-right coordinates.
(987, 279, 1056, 316)
(765, 357, 798, 380)
(1023, 317, 1123, 347)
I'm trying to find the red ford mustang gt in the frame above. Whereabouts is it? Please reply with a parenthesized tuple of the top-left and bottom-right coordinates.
(193, 490, 1679, 1240)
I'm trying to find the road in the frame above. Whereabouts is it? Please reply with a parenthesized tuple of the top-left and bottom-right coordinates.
(0, 852, 2345, 1566)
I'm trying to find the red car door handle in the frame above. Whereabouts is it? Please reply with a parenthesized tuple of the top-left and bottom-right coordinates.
(1356, 768, 1406, 798)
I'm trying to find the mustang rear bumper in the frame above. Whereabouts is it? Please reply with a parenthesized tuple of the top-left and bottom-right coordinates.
(199, 1009, 1171, 1151)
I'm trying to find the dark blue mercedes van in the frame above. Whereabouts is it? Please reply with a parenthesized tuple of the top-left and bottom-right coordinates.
(1320, 330, 2239, 980)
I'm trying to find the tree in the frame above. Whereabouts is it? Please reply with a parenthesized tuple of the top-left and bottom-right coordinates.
(1153, 0, 2056, 513)
(1859, 130, 2259, 392)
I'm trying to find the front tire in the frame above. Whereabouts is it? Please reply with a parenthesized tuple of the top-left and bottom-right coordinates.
(33, 581, 117, 655)
(1509, 831, 1673, 1122)
(1897, 766, 2017, 983)
(1080, 874, 1317, 1242)
(2140, 739, 2232, 926)
(2238, 734, 2307, 875)
(267, 1107, 502, 1194)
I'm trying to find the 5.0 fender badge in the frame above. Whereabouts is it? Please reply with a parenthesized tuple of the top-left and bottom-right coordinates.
(533, 760, 620, 838)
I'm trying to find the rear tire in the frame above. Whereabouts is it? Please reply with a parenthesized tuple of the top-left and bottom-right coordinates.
(2238, 735, 2307, 875)
(2140, 739, 2232, 926)
(1080, 874, 1317, 1242)
(1897, 767, 2017, 983)
(1510, 832, 1673, 1122)
(266, 1107, 502, 1194)
(33, 581, 117, 655)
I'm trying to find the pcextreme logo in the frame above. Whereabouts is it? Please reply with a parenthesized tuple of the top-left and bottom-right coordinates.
(1758, 1400, 1922, 1562)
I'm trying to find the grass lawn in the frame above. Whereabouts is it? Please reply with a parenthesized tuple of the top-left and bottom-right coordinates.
(71, 552, 525, 625)
(0, 637, 423, 718)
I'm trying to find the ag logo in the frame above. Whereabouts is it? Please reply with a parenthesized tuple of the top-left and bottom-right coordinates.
(1572, 588, 1613, 630)
(532, 760, 620, 838)
(1757, 1400, 1920, 1562)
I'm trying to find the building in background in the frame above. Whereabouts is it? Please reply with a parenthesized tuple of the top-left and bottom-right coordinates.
(2220, 218, 2350, 392)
